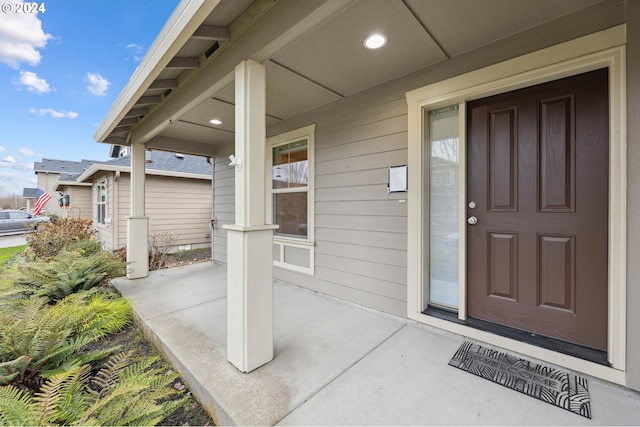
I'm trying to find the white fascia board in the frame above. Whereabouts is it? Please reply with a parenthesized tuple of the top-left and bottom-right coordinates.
(77, 163, 210, 182)
(145, 169, 211, 180)
(54, 181, 92, 191)
(93, 0, 221, 143)
(77, 164, 122, 183)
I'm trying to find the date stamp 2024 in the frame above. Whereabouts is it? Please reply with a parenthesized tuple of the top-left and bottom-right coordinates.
(1, 2, 45, 14)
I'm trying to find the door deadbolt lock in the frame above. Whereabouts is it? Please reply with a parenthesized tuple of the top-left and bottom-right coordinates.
(467, 216, 478, 225)
(468, 201, 476, 209)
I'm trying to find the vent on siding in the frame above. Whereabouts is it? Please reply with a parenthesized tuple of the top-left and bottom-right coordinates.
(175, 153, 185, 159)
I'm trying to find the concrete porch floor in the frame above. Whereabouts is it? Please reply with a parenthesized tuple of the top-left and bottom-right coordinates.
(111, 262, 640, 426)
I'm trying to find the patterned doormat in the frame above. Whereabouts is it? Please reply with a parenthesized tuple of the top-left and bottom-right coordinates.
(449, 341, 591, 418)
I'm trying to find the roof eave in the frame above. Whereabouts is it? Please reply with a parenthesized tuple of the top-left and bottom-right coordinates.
(54, 181, 92, 191)
(93, 0, 222, 143)
(77, 163, 211, 183)
(77, 164, 121, 183)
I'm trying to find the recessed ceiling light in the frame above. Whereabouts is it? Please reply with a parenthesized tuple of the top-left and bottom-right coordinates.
(209, 119, 222, 125)
(364, 34, 387, 50)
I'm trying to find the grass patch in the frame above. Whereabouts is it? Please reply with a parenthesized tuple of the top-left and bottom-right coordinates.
(0, 245, 26, 269)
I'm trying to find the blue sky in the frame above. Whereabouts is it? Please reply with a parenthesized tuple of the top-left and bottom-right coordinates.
(0, 0, 180, 196)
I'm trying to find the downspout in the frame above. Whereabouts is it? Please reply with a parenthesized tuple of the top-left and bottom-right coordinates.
(209, 156, 215, 261)
(114, 170, 120, 249)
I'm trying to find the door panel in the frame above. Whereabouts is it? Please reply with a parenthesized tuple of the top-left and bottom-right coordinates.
(467, 69, 609, 350)
(488, 107, 518, 211)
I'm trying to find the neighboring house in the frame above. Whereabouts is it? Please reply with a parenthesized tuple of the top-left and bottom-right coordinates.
(75, 150, 213, 251)
(22, 187, 37, 212)
(33, 158, 103, 218)
(53, 173, 94, 219)
(92, 0, 640, 393)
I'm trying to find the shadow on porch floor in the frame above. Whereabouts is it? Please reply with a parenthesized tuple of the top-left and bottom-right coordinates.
(111, 262, 640, 426)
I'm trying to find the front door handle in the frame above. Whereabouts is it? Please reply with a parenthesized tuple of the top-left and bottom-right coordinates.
(467, 216, 478, 225)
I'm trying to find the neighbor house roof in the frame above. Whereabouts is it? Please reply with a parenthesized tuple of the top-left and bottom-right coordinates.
(22, 187, 37, 198)
(76, 150, 212, 183)
(34, 158, 105, 174)
(54, 173, 93, 191)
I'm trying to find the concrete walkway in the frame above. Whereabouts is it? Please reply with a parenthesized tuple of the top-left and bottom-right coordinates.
(112, 262, 640, 426)
(0, 234, 27, 249)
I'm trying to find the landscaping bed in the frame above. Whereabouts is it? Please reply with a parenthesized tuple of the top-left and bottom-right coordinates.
(0, 219, 215, 426)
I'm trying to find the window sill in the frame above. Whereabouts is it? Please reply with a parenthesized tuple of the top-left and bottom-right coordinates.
(273, 236, 314, 247)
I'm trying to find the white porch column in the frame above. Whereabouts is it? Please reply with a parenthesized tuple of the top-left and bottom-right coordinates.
(126, 142, 149, 279)
(223, 60, 276, 372)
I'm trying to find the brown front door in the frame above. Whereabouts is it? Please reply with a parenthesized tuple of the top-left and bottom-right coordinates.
(466, 69, 609, 350)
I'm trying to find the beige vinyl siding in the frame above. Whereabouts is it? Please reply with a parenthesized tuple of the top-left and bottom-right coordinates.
(62, 186, 93, 219)
(212, 154, 235, 263)
(627, 0, 640, 391)
(212, 97, 409, 317)
(114, 174, 212, 250)
(291, 98, 408, 317)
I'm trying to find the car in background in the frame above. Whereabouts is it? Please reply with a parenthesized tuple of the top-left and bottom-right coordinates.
(0, 210, 51, 236)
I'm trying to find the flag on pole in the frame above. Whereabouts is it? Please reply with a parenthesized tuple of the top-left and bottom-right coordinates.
(33, 188, 52, 216)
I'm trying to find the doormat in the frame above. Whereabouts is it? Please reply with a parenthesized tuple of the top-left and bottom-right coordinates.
(449, 341, 591, 418)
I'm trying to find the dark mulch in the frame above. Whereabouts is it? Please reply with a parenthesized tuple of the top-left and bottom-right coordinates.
(152, 248, 212, 271)
(85, 324, 215, 426)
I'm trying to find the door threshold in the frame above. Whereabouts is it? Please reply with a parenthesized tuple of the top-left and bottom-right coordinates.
(423, 306, 609, 366)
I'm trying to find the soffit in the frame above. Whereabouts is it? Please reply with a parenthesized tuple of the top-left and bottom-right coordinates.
(101, 0, 612, 156)
(405, 0, 604, 56)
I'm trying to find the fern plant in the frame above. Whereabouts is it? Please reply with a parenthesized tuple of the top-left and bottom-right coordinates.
(0, 351, 187, 426)
(0, 291, 131, 386)
(13, 250, 126, 303)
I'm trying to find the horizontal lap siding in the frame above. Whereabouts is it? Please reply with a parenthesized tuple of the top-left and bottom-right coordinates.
(212, 97, 409, 317)
(306, 98, 408, 316)
(67, 187, 93, 220)
(115, 174, 212, 250)
(212, 151, 235, 263)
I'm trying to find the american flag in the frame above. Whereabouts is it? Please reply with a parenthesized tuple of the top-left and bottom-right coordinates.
(33, 188, 52, 216)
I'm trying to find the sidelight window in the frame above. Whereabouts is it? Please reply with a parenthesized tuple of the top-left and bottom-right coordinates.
(427, 106, 460, 309)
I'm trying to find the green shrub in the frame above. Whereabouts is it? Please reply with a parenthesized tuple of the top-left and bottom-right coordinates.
(0, 291, 131, 386)
(26, 218, 96, 259)
(0, 351, 186, 426)
(13, 250, 126, 303)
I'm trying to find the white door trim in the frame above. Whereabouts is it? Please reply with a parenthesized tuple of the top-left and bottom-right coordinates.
(406, 25, 627, 385)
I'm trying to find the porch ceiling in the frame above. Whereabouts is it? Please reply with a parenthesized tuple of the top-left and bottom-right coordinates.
(95, 0, 604, 157)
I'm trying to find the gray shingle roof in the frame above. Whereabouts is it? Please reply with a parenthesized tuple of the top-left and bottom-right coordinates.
(58, 173, 82, 182)
(104, 150, 212, 175)
(34, 158, 105, 173)
(23, 187, 37, 198)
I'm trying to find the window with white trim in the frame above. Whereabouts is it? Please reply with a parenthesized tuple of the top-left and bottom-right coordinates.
(96, 180, 107, 225)
(267, 124, 315, 274)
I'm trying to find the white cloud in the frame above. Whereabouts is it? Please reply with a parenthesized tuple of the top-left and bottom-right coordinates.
(0, 159, 32, 170)
(18, 147, 35, 156)
(126, 43, 144, 62)
(86, 72, 109, 96)
(0, 146, 5, 153)
(0, 3, 52, 68)
(0, 169, 36, 197)
(15, 70, 50, 93)
(29, 108, 78, 119)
